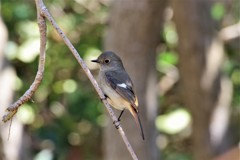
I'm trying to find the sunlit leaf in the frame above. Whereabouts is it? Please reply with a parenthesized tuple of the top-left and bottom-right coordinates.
(34, 149, 54, 160)
(63, 79, 77, 93)
(163, 22, 178, 46)
(17, 21, 40, 38)
(159, 51, 178, 65)
(14, 76, 23, 91)
(4, 41, 18, 60)
(211, 3, 225, 21)
(17, 38, 40, 63)
(155, 108, 191, 134)
(157, 51, 178, 72)
(17, 104, 35, 124)
(50, 101, 65, 117)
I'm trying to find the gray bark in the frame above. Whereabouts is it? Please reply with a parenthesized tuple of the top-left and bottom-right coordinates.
(171, 1, 224, 160)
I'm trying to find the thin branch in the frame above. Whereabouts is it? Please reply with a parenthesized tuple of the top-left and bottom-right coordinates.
(40, 3, 138, 160)
(2, 0, 139, 159)
(2, 1, 47, 122)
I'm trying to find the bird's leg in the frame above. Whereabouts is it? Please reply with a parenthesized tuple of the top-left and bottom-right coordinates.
(100, 94, 108, 102)
(117, 109, 125, 122)
(113, 109, 125, 129)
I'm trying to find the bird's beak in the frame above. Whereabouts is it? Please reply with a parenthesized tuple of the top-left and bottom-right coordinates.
(91, 59, 99, 63)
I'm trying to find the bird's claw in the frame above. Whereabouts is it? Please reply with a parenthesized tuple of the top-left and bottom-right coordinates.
(113, 120, 120, 129)
(100, 94, 108, 102)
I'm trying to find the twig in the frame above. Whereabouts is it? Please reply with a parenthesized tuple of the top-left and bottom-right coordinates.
(40, 2, 138, 160)
(2, 1, 47, 122)
(2, 0, 139, 159)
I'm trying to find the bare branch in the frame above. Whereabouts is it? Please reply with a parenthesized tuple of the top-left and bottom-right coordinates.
(40, 2, 138, 160)
(2, 0, 139, 159)
(2, 1, 47, 123)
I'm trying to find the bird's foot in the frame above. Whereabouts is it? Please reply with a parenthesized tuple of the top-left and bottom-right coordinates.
(113, 120, 120, 129)
(100, 94, 108, 102)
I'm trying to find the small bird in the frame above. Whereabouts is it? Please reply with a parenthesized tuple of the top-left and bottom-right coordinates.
(91, 51, 144, 140)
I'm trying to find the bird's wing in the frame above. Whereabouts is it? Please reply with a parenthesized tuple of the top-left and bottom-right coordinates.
(105, 71, 138, 109)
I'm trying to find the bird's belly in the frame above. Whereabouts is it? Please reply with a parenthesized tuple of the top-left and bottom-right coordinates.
(103, 87, 127, 110)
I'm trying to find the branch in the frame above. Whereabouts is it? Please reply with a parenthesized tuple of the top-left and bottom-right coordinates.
(2, 0, 139, 159)
(40, 4, 138, 160)
(2, 1, 47, 122)
(219, 22, 240, 42)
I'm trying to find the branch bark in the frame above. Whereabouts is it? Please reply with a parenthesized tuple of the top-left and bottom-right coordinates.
(2, 1, 47, 122)
(2, 0, 139, 159)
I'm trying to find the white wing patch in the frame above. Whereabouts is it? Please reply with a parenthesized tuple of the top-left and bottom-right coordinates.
(117, 83, 127, 89)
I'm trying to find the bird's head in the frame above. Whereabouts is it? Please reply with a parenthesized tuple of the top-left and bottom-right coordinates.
(91, 51, 124, 71)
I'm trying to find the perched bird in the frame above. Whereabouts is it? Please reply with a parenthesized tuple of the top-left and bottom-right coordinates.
(91, 51, 144, 140)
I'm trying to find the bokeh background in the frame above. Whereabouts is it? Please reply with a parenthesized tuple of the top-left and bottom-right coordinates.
(0, 0, 239, 160)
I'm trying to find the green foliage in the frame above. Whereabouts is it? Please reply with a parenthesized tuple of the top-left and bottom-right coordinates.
(163, 22, 178, 47)
(1, 0, 239, 159)
(156, 1, 239, 158)
(2, 0, 107, 159)
(211, 2, 225, 21)
(157, 51, 178, 72)
(162, 152, 191, 160)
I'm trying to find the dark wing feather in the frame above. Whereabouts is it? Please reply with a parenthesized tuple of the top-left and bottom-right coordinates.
(105, 71, 136, 106)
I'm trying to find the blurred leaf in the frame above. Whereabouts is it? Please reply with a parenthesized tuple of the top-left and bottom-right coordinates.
(156, 108, 191, 134)
(13, 4, 34, 20)
(233, 0, 240, 21)
(159, 51, 178, 65)
(1, 0, 107, 159)
(17, 104, 35, 124)
(68, 132, 82, 146)
(14, 76, 23, 91)
(4, 41, 18, 60)
(17, 38, 40, 63)
(163, 22, 178, 47)
(50, 101, 66, 117)
(157, 51, 178, 72)
(17, 21, 40, 39)
(211, 3, 225, 21)
(34, 149, 54, 160)
(231, 68, 240, 85)
(163, 152, 191, 160)
(63, 79, 77, 93)
(53, 80, 64, 94)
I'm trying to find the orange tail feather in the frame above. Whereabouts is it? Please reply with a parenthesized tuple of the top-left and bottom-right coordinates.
(130, 108, 145, 140)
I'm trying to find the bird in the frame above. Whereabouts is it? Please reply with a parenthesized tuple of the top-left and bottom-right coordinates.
(91, 51, 144, 140)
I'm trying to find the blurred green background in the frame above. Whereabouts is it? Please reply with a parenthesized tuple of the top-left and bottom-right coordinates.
(0, 0, 239, 160)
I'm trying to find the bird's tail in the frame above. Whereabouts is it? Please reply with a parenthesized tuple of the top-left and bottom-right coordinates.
(130, 107, 145, 140)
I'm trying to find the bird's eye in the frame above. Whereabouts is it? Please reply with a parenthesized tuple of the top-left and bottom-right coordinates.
(104, 59, 110, 64)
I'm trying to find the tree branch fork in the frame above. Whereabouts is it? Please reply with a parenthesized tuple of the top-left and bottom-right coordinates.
(1, 0, 139, 159)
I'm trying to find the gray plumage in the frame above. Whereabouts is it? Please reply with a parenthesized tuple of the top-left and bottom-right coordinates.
(92, 51, 144, 140)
